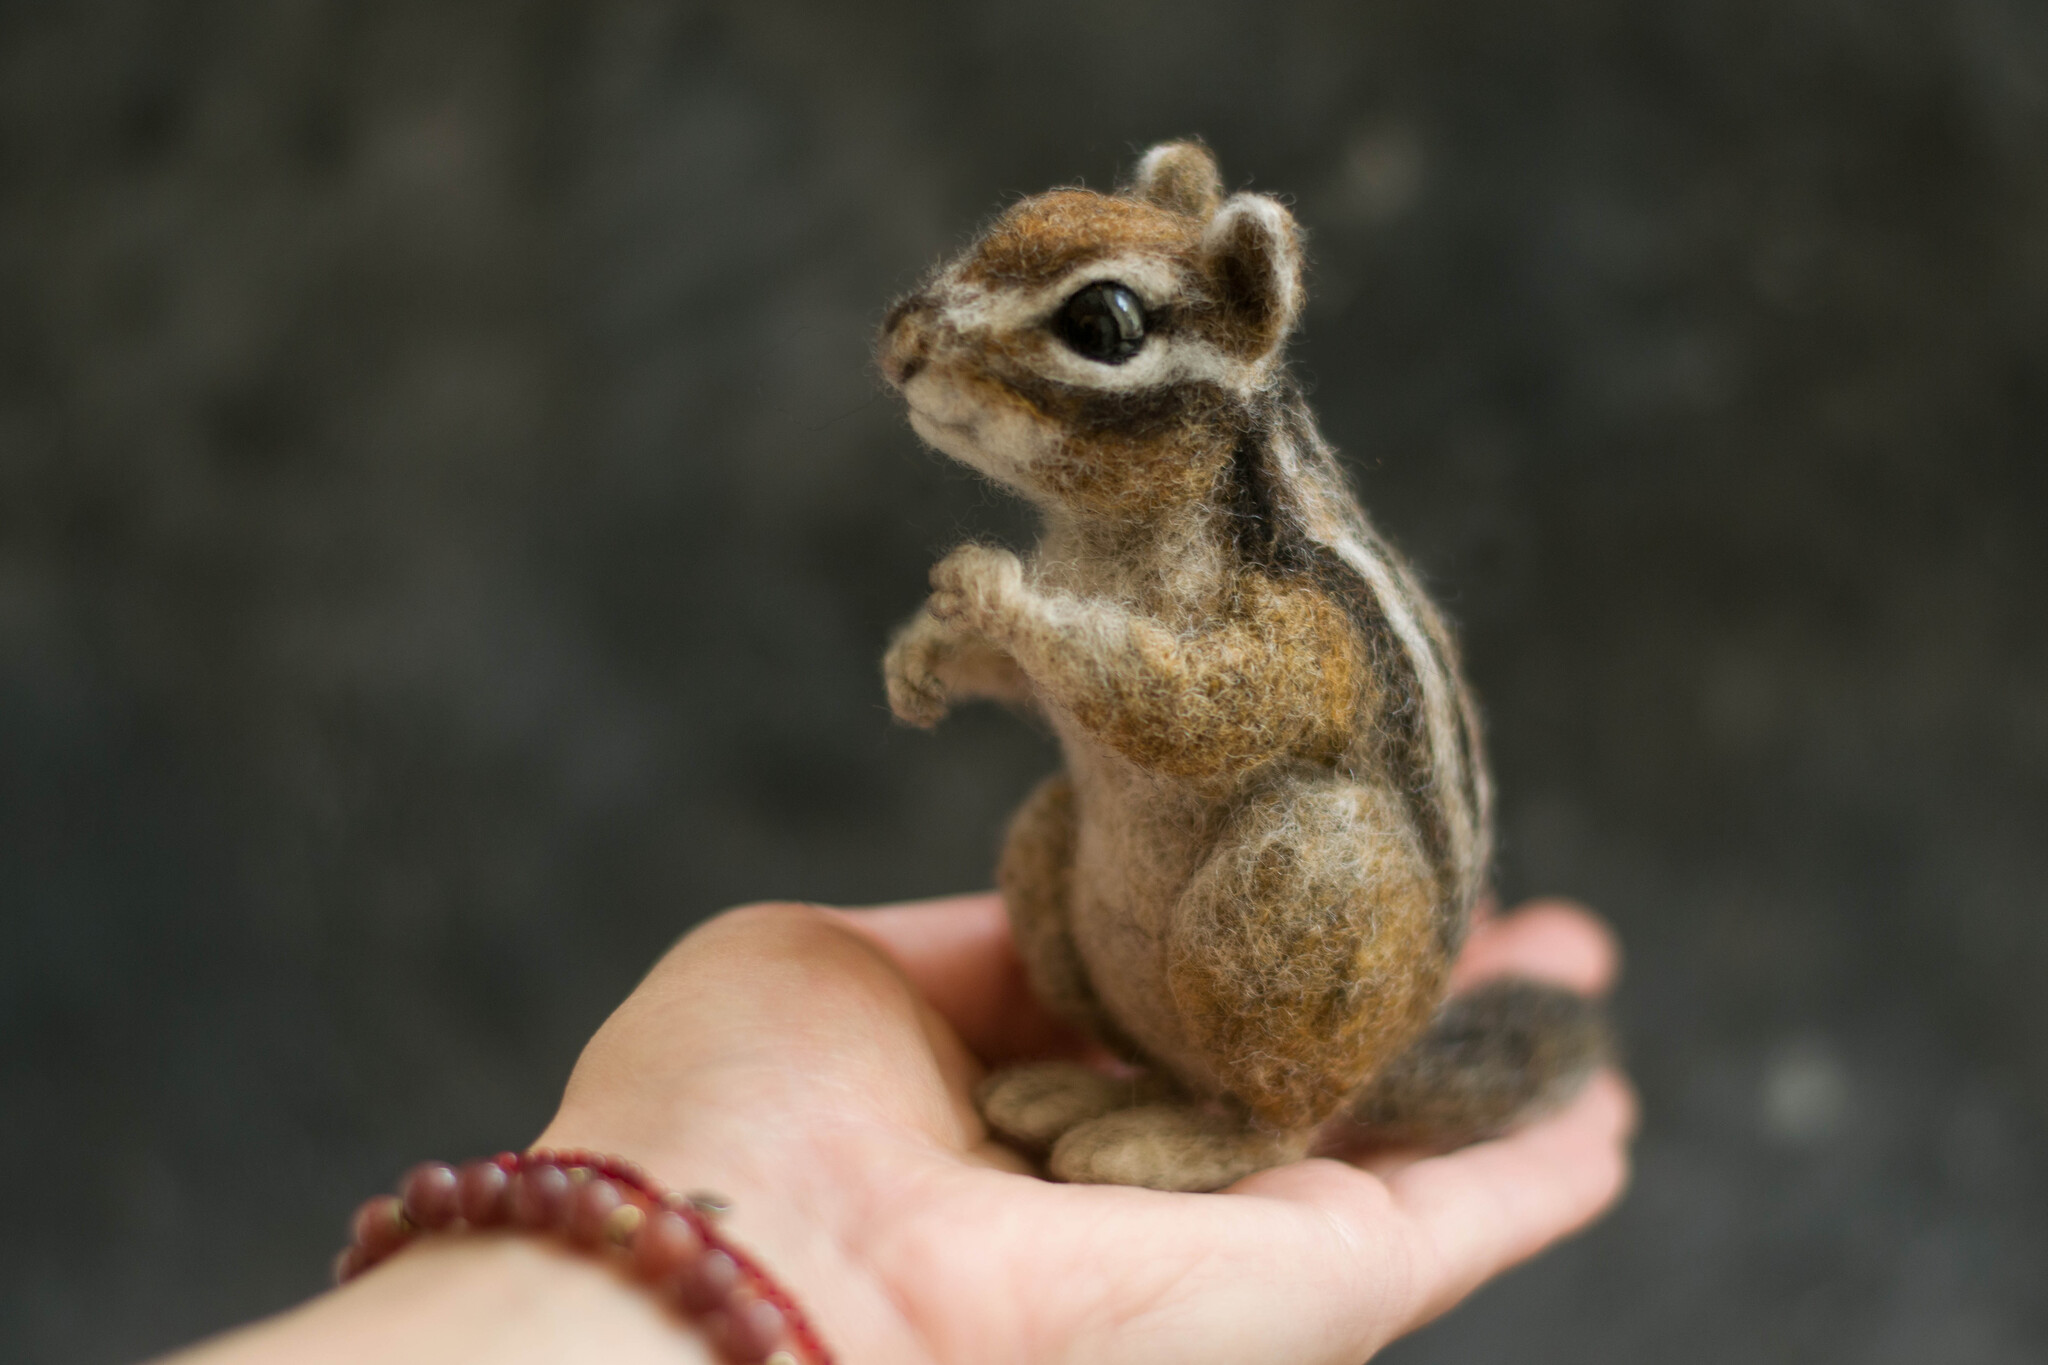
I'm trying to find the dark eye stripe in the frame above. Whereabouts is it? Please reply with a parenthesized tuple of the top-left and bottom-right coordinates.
(1056, 282, 1147, 363)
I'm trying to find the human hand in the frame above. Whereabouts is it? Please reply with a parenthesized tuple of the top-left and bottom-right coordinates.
(536, 892, 1633, 1365)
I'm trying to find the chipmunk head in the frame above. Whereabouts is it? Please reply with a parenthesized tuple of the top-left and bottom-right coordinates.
(879, 142, 1305, 517)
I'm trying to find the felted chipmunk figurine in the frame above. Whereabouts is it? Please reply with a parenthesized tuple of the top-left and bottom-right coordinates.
(879, 141, 1606, 1191)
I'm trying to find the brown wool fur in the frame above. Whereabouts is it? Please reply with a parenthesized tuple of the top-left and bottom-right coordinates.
(880, 141, 1608, 1191)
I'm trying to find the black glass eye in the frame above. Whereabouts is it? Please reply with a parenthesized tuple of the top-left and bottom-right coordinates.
(1055, 282, 1148, 363)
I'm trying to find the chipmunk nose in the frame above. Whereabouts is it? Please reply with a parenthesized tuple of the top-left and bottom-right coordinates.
(878, 292, 935, 386)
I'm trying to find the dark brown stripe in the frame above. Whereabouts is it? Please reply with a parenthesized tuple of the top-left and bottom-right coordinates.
(1223, 425, 1317, 574)
(994, 364, 1228, 438)
(1221, 401, 1469, 911)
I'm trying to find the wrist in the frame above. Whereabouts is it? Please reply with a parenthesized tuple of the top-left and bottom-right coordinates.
(164, 1234, 715, 1365)
(530, 1119, 921, 1365)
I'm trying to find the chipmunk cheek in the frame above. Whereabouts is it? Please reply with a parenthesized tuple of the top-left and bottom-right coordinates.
(943, 423, 1047, 495)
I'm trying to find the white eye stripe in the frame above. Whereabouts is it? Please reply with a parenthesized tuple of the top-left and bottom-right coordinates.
(931, 289, 1268, 395)
(938, 254, 1188, 333)
(922, 248, 1290, 398)
(1031, 331, 1253, 393)
(1038, 255, 1185, 314)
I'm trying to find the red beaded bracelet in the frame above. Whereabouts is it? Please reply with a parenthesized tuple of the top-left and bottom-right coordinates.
(336, 1148, 834, 1365)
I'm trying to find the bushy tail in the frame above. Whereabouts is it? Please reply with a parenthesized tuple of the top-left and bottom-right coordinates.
(1350, 980, 1612, 1145)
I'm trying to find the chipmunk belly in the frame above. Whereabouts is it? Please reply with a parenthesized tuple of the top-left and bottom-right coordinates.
(1054, 721, 1236, 1097)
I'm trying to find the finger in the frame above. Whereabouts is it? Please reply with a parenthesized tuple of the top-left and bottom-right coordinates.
(1216, 1069, 1634, 1355)
(1382, 1069, 1635, 1323)
(979, 1068, 1629, 1365)
(1447, 897, 1620, 996)
(828, 894, 1093, 1065)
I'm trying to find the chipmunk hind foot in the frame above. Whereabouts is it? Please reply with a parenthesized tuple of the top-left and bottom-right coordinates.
(977, 1062, 1174, 1152)
(1049, 1103, 1311, 1192)
(1347, 980, 1612, 1146)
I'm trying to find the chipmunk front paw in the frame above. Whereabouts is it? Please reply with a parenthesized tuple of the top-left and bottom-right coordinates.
(927, 544, 1025, 635)
(882, 615, 953, 727)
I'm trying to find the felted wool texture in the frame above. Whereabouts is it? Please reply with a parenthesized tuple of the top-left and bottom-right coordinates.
(881, 141, 1601, 1191)
(1348, 980, 1614, 1145)
(972, 1060, 1175, 1152)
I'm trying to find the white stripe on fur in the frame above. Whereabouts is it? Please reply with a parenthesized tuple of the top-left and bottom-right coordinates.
(1327, 531, 1476, 877)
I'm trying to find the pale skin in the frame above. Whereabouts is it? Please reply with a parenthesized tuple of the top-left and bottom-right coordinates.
(163, 892, 1631, 1365)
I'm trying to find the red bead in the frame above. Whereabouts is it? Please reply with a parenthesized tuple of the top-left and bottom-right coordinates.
(456, 1160, 511, 1226)
(722, 1292, 789, 1362)
(402, 1162, 460, 1229)
(675, 1247, 740, 1313)
(511, 1163, 572, 1229)
(350, 1194, 409, 1257)
(566, 1176, 623, 1246)
(632, 1208, 704, 1283)
(334, 1148, 826, 1363)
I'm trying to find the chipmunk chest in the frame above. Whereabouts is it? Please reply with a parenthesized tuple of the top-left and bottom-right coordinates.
(1058, 733, 1222, 1072)
(1059, 730, 1217, 885)
(1033, 527, 1232, 629)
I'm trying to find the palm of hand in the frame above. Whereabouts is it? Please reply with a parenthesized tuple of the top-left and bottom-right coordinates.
(540, 895, 1631, 1365)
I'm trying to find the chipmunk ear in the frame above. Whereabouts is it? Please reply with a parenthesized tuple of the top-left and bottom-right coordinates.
(1201, 193, 1304, 361)
(1128, 140, 1223, 218)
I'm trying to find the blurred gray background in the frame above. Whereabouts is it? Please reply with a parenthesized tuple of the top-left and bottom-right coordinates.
(4, 1, 2045, 1360)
